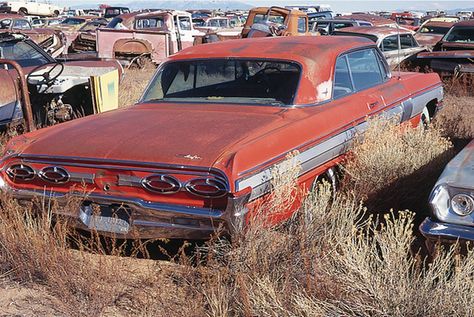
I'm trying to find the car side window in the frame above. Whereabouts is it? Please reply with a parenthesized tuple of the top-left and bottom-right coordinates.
(333, 55, 354, 99)
(12, 19, 31, 30)
(347, 49, 384, 91)
(297, 17, 307, 33)
(178, 16, 192, 31)
(381, 35, 399, 51)
(400, 34, 417, 48)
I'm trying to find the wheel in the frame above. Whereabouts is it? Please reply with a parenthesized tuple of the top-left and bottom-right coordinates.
(18, 7, 27, 15)
(420, 106, 430, 129)
(53, 10, 59, 17)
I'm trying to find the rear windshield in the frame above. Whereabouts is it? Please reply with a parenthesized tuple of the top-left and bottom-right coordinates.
(142, 59, 301, 106)
(419, 25, 450, 34)
(444, 26, 474, 43)
(61, 18, 85, 25)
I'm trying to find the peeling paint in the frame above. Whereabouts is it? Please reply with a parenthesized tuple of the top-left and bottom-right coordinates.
(316, 80, 333, 102)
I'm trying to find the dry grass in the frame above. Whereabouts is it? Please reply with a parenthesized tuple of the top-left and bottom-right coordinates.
(0, 68, 472, 315)
(342, 118, 453, 212)
(118, 62, 156, 108)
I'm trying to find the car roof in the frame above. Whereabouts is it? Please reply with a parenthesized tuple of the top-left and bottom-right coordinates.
(0, 13, 25, 20)
(168, 36, 376, 104)
(334, 26, 412, 37)
(421, 21, 455, 28)
(453, 19, 474, 27)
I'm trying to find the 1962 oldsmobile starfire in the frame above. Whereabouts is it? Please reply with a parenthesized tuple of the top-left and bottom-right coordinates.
(0, 36, 444, 239)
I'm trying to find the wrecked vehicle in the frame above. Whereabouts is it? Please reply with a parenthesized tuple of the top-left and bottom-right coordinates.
(0, 36, 443, 239)
(0, 13, 64, 57)
(68, 19, 108, 53)
(311, 19, 373, 35)
(0, 0, 62, 16)
(0, 33, 121, 128)
(97, 10, 201, 66)
(417, 20, 474, 75)
(103, 7, 130, 19)
(334, 26, 427, 68)
(420, 140, 474, 245)
(194, 6, 310, 44)
(50, 16, 107, 52)
(414, 21, 454, 48)
(70, 12, 139, 53)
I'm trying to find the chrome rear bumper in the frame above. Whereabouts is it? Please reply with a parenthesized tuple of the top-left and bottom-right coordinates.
(419, 217, 474, 243)
(1, 180, 251, 240)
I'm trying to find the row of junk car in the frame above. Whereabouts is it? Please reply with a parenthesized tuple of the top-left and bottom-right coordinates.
(0, 4, 473, 250)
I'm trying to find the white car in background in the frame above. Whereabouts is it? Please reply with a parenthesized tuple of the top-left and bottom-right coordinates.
(0, 0, 62, 17)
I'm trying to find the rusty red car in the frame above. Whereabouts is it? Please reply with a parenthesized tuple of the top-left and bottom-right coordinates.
(0, 36, 443, 239)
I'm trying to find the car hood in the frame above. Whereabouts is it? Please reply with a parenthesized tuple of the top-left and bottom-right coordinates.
(436, 139, 474, 190)
(414, 33, 443, 46)
(15, 103, 297, 169)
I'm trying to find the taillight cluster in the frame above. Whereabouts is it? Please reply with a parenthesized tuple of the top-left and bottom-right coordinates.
(5, 164, 229, 198)
(6, 164, 69, 184)
(141, 174, 228, 198)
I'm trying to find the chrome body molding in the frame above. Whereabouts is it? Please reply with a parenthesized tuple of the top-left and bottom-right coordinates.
(236, 85, 443, 200)
(0, 177, 251, 240)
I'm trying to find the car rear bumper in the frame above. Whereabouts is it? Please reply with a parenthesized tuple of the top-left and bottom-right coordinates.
(1, 179, 251, 240)
(419, 217, 474, 243)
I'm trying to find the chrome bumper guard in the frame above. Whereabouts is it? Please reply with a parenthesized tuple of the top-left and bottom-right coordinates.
(419, 217, 474, 243)
(1, 180, 251, 240)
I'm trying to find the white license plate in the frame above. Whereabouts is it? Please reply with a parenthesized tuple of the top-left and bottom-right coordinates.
(79, 204, 131, 234)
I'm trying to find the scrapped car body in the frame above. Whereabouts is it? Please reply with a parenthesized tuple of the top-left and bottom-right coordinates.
(97, 10, 201, 65)
(0, 36, 443, 239)
(417, 20, 474, 76)
(334, 26, 426, 68)
(310, 19, 373, 35)
(0, 13, 64, 57)
(0, 0, 62, 16)
(194, 6, 310, 45)
(414, 21, 454, 48)
(69, 19, 108, 53)
(0, 33, 122, 128)
(420, 140, 474, 244)
(70, 12, 139, 54)
(338, 14, 397, 28)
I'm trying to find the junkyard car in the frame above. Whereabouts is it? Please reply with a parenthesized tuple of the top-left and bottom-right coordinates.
(417, 20, 474, 75)
(311, 19, 372, 35)
(0, 32, 122, 128)
(0, 36, 443, 239)
(420, 140, 474, 244)
(414, 21, 454, 48)
(334, 26, 427, 68)
(0, 0, 62, 16)
(0, 13, 64, 57)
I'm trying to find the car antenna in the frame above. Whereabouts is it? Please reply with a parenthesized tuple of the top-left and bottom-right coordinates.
(396, 21, 402, 80)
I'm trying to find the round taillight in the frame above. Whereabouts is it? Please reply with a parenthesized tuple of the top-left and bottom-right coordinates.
(38, 166, 70, 184)
(185, 178, 228, 198)
(141, 174, 181, 194)
(6, 164, 35, 181)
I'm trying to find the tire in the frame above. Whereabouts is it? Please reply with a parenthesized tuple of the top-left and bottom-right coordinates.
(18, 7, 27, 15)
(53, 10, 59, 17)
(420, 106, 430, 129)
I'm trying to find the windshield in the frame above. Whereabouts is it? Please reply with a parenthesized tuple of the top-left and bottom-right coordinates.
(419, 25, 450, 34)
(142, 59, 301, 106)
(444, 26, 474, 43)
(0, 40, 51, 67)
(61, 18, 85, 25)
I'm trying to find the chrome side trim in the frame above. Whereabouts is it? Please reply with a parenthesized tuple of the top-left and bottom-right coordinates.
(236, 85, 443, 200)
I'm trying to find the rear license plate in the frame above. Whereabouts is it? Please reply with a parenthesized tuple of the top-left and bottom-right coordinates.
(79, 202, 131, 234)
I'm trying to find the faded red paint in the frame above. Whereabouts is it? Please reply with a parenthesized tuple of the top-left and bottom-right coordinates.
(0, 36, 443, 239)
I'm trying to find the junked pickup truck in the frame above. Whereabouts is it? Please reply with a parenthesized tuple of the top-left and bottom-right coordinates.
(0, 36, 443, 239)
(97, 10, 202, 66)
(195, 6, 310, 44)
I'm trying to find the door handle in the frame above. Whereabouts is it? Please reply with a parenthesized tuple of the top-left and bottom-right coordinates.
(367, 100, 379, 109)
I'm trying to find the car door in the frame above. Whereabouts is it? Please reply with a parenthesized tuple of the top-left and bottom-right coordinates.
(399, 33, 424, 62)
(346, 48, 411, 124)
(176, 15, 194, 49)
(380, 34, 400, 67)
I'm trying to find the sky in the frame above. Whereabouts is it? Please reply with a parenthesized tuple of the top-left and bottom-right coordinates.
(64, 0, 474, 12)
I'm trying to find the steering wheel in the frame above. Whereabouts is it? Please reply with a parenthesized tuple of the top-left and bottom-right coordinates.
(27, 62, 64, 87)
